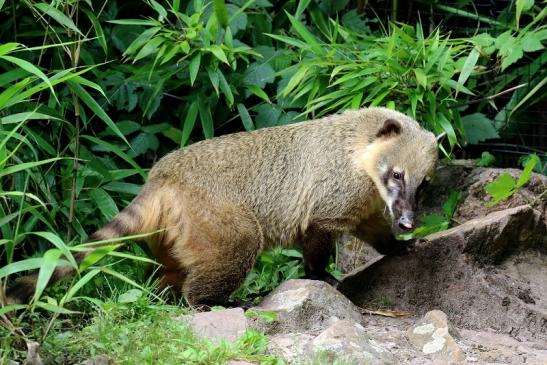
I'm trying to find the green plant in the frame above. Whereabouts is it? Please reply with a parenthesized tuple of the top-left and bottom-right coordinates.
(232, 248, 305, 303)
(475, 151, 496, 167)
(270, 14, 482, 154)
(485, 153, 541, 207)
(400, 191, 461, 240)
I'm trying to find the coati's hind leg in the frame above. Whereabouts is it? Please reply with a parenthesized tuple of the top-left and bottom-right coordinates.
(173, 197, 263, 306)
(301, 224, 339, 287)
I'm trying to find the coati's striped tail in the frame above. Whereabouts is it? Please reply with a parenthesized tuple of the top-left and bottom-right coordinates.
(5, 194, 150, 305)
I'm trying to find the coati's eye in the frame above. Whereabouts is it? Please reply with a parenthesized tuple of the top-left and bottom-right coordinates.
(393, 171, 402, 180)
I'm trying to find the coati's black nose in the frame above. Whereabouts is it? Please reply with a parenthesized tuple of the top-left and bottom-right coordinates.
(398, 216, 414, 231)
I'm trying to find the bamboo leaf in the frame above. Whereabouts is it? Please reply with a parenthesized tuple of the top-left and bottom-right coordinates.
(81, 135, 146, 179)
(456, 47, 479, 96)
(189, 53, 201, 86)
(181, 100, 198, 146)
(30, 231, 77, 269)
(198, 98, 214, 139)
(67, 80, 129, 146)
(32, 249, 63, 303)
(33, 3, 84, 36)
(208, 45, 229, 64)
(89, 188, 119, 221)
(237, 103, 254, 131)
(286, 12, 323, 55)
(247, 85, 270, 103)
(0, 257, 43, 279)
(64, 269, 101, 303)
(0, 157, 62, 179)
(0, 55, 56, 101)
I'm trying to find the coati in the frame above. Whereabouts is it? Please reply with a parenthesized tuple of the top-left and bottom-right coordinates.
(7, 107, 440, 306)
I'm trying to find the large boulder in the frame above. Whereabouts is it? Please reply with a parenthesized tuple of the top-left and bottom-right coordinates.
(339, 204, 547, 341)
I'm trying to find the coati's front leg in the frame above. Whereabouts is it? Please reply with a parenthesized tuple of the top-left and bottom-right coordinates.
(301, 225, 340, 287)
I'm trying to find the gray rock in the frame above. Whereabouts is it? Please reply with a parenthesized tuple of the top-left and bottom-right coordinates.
(180, 307, 247, 344)
(340, 205, 547, 342)
(250, 279, 362, 334)
(306, 319, 394, 365)
(406, 310, 465, 363)
(267, 333, 315, 363)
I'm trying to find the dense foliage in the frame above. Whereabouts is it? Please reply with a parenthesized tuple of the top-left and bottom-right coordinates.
(0, 0, 545, 362)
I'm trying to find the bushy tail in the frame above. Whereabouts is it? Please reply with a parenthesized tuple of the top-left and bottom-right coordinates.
(5, 193, 153, 305)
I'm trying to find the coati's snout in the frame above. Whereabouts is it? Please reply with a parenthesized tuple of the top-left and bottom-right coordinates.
(360, 117, 439, 235)
(383, 167, 418, 233)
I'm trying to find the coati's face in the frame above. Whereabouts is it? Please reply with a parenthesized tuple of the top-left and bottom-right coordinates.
(361, 118, 439, 234)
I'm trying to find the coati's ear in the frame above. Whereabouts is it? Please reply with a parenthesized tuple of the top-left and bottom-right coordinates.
(436, 132, 447, 144)
(376, 119, 401, 138)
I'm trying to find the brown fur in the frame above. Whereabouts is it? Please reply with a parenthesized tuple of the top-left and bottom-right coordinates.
(7, 107, 439, 306)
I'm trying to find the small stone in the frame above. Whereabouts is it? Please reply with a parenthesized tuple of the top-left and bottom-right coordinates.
(251, 279, 362, 334)
(501, 297, 510, 306)
(407, 310, 465, 363)
(180, 307, 247, 344)
(306, 319, 394, 365)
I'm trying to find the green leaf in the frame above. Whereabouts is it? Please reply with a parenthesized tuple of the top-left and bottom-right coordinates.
(33, 3, 83, 36)
(413, 68, 427, 88)
(78, 244, 121, 272)
(0, 111, 62, 124)
(244, 62, 275, 89)
(521, 32, 544, 52)
(33, 249, 63, 303)
(286, 12, 323, 55)
(89, 188, 119, 221)
(237, 103, 254, 131)
(0, 157, 62, 179)
(118, 288, 143, 303)
(198, 99, 214, 139)
(441, 191, 461, 219)
(0, 257, 43, 279)
(35, 301, 78, 314)
(82, 9, 107, 54)
(189, 54, 201, 86)
(31, 232, 77, 269)
(218, 70, 234, 106)
(64, 269, 101, 302)
(475, 151, 496, 167)
(82, 135, 146, 179)
(208, 45, 229, 64)
(485, 173, 516, 207)
(245, 309, 278, 323)
(67, 80, 129, 146)
(456, 47, 479, 96)
(213, 0, 229, 28)
(247, 85, 270, 103)
(0, 55, 56, 101)
(207, 67, 220, 96)
(181, 101, 199, 146)
(462, 113, 499, 144)
(516, 154, 539, 188)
